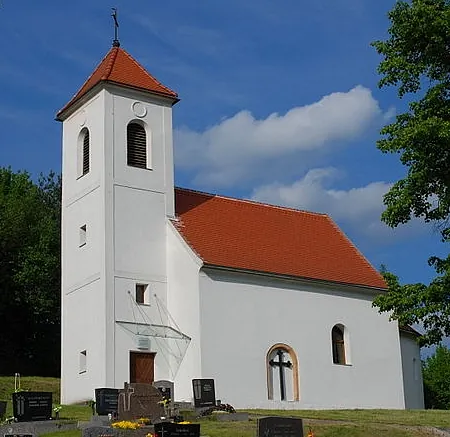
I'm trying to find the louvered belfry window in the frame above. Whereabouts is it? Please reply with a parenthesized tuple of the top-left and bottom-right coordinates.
(82, 129, 90, 175)
(127, 122, 147, 168)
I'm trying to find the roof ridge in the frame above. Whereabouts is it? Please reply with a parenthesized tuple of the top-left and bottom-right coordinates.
(102, 47, 119, 80)
(121, 49, 177, 97)
(175, 186, 328, 218)
(60, 48, 114, 114)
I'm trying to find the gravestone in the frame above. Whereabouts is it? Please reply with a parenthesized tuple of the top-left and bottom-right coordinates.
(95, 388, 119, 415)
(154, 422, 200, 437)
(192, 379, 215, 408)
(0, 400, 6, 420)
(257, 417, 304, 437)
(117, 382, 164, 421)
(12, 392, 52, 422)
(153, 380, 174, 411)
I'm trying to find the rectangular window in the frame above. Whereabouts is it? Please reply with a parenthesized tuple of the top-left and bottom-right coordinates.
(79, 225, 87, 247)
(136, 284, 148, 305)
(79, 350, 87, 374)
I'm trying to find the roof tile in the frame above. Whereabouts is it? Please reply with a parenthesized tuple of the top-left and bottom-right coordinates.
(57, 46, 177, 119)
(174, 188, 387, 289)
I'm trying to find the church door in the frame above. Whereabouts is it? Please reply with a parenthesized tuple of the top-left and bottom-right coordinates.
(129, 352, 156, 383)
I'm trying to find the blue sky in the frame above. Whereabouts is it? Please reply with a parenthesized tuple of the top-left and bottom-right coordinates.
(0, 0, 446, 289)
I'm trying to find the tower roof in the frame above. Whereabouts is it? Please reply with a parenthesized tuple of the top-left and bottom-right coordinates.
(57, 46, 178, 120)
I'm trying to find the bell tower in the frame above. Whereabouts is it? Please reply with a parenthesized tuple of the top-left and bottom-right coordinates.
(57, 43, 179, 403)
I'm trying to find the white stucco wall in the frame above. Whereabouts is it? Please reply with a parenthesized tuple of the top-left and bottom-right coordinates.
(400, 332, 424, 409)
(108, 88, 175, 388)
(61, 93, 108, 404)
(166, 223, 202, 402)
(198, 269, 405, 409)
(61, 84, 176, 402)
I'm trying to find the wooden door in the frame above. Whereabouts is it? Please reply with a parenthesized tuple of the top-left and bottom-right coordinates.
(130, 352, 155, 383)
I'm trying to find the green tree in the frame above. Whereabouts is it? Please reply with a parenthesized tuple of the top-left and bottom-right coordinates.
(0, 168, 61, 376)
(372, 0, 450, 346)
(422, 345, 450, 409)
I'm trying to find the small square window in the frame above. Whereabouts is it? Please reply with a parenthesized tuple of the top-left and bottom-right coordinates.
(79, 350, 87, 374)
(79, 225, 87, 247)
(136, 284, 148, 305)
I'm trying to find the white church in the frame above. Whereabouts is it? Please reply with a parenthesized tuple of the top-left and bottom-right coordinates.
(58, 42, 424, 410)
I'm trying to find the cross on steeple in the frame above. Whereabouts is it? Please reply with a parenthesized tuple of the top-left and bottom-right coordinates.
(112, 8, 120, 47)
(269, 349, 292, 401)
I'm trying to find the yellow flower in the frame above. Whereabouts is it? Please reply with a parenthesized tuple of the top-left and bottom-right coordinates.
(178, 421, 191, 424)
(111, 421, 140, 429)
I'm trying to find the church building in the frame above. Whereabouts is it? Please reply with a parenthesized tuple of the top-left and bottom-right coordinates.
(57, 42, 424, 409)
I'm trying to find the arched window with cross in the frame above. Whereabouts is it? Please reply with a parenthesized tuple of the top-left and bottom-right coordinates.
(266, 343, 299, 401)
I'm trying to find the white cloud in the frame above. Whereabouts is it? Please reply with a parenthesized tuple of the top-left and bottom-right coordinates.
(251, 167, 391, 225)
(175, 85, 384, 187)
(251, 168, 429, 241)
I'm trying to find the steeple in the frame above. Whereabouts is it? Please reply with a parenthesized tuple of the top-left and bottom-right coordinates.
(56, 46, 178, 121)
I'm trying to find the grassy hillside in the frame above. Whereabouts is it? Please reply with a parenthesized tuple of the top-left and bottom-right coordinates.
(0, 376, 60, 402)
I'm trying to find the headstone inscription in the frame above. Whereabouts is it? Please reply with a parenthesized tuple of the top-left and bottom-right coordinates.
(117, 382, 164, 421)
(95, 388, 119, 415)
(12, 392, 52, 422)
(154, 422, 200, 437)
(257, 417, 304, 437)
(192, 379, 215, 408)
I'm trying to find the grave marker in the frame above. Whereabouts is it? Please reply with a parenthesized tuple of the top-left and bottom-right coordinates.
(95, 388, 119, 416)
(12, 392, 52, 422)
(192, 379, 215, 408)
(117, 382, 164, 421)
(257, 417, 304, 437)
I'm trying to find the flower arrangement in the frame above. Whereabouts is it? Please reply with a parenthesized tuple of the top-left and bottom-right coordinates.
(53, 405, 62, 413)
(177, 421, 191, 424)
(199, 403, 236, 416)
(137, 418, 151, 425)
(111, 421, 141, 430)
(158, 398, 171, 407)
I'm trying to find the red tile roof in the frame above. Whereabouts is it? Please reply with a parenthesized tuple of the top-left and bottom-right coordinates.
(174, 188, 387, 289)
(57, 46, 178, 119)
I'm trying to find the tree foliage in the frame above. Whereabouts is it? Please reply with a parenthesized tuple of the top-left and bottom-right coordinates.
(0, 167, 61, 376)
(372, 0, 450, 346)
(422, 345, 450, 409)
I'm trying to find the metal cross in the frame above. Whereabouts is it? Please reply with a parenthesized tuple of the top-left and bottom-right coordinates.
(269, 349, 292, 401)
(111, 8, 120, 47)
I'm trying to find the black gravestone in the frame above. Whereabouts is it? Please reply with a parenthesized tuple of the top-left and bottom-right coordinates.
(257, 417, 304, 437)
(0, 400, 6, 420)
(95, 388, 119, 415)
(192, 379, 215, 408)
(154, 422, 200, 437)
(12, 392, 52, 422)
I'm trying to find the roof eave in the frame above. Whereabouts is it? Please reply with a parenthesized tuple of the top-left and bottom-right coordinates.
(56, 80, 179, 122)
(202, 263, 388, 293)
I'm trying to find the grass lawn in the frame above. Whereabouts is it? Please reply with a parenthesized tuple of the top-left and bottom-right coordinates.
(250, 409, 450, 428)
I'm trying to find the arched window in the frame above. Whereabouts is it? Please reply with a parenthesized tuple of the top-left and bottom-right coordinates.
(266, 343, 299, 401)
(78, 128, 90, 177)
(332, 325, 346, 365)
(127, 122, 147, 169)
